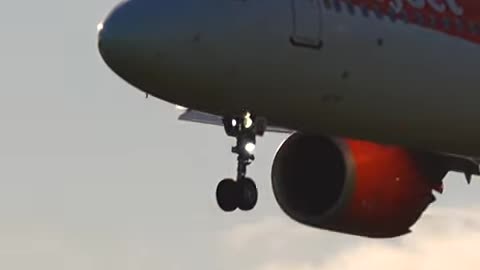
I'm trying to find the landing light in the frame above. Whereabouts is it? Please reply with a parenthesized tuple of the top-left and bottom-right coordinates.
(245, 142, 256, 154)
(244, 113, 253, 129)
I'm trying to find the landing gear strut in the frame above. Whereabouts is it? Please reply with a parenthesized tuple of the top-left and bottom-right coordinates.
(216, 112, 266, 212)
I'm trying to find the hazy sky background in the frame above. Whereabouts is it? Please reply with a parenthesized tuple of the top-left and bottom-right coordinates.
(1, 0, 480, 269)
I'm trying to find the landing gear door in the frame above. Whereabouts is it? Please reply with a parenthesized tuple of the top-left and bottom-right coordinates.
(290, 0, 322, 49)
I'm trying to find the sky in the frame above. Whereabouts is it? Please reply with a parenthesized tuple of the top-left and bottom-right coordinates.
(1, 0, 480, 269)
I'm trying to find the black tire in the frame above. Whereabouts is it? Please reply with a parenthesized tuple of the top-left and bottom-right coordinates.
(216, 179, 238, 212)
(238, 178, 258, 211)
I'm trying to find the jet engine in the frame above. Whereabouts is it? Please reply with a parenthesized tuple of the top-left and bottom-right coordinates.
(271, 133, 448, 238)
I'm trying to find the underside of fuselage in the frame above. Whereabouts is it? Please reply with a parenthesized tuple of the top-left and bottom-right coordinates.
(98, 0, 480, 156)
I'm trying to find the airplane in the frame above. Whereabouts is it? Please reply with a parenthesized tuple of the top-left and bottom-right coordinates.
(97, 0, 480, 238)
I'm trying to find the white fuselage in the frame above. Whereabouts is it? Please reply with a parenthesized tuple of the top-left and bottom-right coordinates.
(98, 0, 480, 156)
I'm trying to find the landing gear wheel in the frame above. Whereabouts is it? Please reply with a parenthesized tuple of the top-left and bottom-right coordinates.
(238, 178, 258, 211)
(216, 179, 238, 212)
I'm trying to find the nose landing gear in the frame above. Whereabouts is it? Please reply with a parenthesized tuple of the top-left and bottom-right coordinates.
(216, 112, 266, 212)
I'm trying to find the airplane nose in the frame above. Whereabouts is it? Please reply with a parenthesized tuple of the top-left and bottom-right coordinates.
(96, 0, 241, 110)
(96, 0, 208, 102)
(97, 0, 154, 87)
(97, 0, 183, 93)
(97, 1, 135, 76)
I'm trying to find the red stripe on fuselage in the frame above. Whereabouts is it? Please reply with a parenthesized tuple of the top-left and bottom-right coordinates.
(340, 0, 480, 44)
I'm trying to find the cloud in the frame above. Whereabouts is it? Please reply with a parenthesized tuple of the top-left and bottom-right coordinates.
(220, 208, 480, 270)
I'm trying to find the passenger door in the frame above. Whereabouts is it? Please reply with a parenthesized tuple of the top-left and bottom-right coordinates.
(290, 0, 322, 49)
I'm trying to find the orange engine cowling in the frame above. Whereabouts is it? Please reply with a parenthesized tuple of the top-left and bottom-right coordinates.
(271, 133, 447, 238)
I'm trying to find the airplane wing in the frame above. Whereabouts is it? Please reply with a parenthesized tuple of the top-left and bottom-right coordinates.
(178, 108, 293, 133)
(178, 108, 480, 181)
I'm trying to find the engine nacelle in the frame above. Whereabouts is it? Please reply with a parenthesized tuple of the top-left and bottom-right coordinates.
(272, 133, 447, 238)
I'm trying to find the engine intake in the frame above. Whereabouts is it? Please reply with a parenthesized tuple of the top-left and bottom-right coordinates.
(272, 135, 348, 219)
